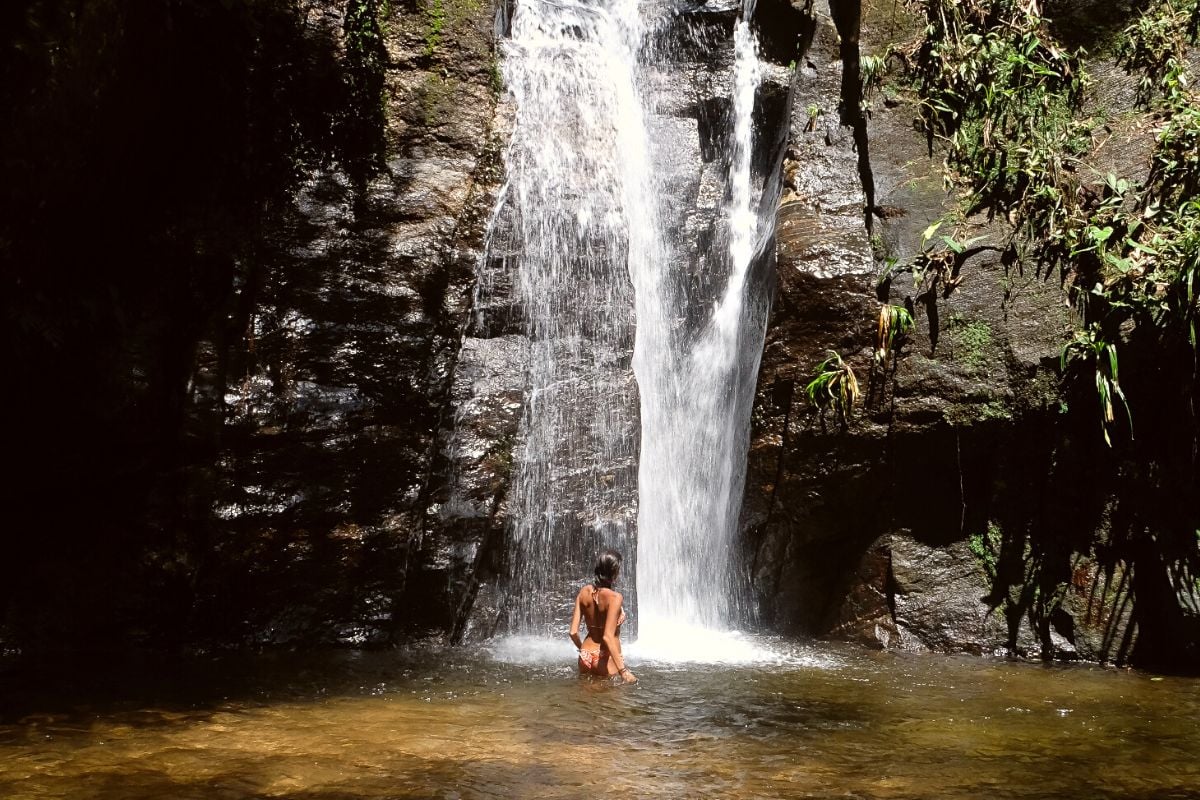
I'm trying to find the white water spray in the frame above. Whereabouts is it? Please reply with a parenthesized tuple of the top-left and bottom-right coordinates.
(631, 0, 767, 655)
(485, 0, 657, 633)
(487, 0, 771, 656)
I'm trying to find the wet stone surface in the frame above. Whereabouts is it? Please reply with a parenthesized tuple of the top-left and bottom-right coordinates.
(740, 0, 1143, 663)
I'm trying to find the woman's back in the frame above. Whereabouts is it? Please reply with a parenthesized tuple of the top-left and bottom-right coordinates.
(578, 585, 620, 642)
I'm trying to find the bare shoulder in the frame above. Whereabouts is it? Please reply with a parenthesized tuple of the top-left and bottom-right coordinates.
(601, 588, 623, 604)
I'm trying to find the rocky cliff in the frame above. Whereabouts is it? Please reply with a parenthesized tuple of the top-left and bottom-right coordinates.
(743, 0, 1198, 668)
(5, 0, 1197, 667)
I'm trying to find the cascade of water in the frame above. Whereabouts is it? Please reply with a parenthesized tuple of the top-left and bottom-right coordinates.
(485, 0, 658, 634)
(484, 0, 770, 646)
(632, 0, 766, 648)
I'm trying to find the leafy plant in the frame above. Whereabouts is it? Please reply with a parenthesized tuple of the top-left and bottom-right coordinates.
(805, 104, 824, 131)
(875, 304, 914, 365)
(910, 221, 987, 298)
(860, 52, 887, 99)
(901, 0, 1200, 447)
(805, 351, 861, 424)
(912, 0, 1089, 217)
(1061, 326, 1132, 446)
(1117, 0, 1200, 105)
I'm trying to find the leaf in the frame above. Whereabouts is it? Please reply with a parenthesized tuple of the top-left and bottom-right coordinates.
(942, 235, 965, 253)
(1105, 253, 1132, 272)
(922, 220, 943, 245)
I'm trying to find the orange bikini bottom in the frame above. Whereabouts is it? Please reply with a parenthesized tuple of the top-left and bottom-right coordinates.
(578, 647, 610, 674)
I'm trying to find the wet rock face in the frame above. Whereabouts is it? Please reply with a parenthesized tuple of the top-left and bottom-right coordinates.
(742, 0, 1136, 661)
(449, 0, 805, 638)
(179, 0, 506, 646)
(163, 0, 809, 647)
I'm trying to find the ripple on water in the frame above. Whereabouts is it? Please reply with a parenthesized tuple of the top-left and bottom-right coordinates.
(3, 645, 1200, 800)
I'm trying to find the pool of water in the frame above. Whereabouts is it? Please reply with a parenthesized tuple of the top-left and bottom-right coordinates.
(2, 637, 1199, 799)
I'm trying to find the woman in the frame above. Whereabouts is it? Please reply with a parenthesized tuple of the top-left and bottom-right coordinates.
(570, 548, 637, 683)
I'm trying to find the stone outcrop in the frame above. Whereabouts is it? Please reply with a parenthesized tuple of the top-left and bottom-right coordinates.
(741, 0, 1145, 663)
(177, 0, 507, 646)
(7, 0, 1191, 666)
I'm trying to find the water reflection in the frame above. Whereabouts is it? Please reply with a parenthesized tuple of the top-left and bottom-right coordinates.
(2, 643, 1199, 799)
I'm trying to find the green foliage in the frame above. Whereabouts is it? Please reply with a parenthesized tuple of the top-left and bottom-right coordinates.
(805, 103, 824, 131)
(951, 317, 993, 373)
(875, 304, 914, 365)
(346, 0, 386, 62)
(913, 0, 1090, 216)
(1061, 326, 1132, 446)
(489, 53, 504, 96)
(1043, 0, 1200, 443)
(1117, 0, 1200, 105)
(904, 219, 986, 298)
(805, 351, 861, 424)
(860, 52, 887, 98)
(968, 523, 1003, 581)
(904, 0, 1200, 447)
(898, 3, 1200, 655)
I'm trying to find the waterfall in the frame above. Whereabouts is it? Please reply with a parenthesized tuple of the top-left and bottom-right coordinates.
(484, 0, 771, 645)
(485, 0, 655, 634)
(632, 0, 767, 646)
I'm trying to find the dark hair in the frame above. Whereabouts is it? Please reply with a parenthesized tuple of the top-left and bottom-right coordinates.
(593, 548, 622, 589)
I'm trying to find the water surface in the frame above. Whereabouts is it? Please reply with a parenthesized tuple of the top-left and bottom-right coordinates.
(2, 640, 1198, 799)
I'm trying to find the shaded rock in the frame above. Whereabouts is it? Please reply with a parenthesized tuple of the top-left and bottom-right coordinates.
(887, 535, 1013, 655)
(174, 0, 507, 647)
(742, 0, 1147, 664)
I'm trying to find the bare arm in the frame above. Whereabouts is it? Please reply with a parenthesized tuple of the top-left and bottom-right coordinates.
(603, 591, 636, 683)
(569, 590, 584, 650)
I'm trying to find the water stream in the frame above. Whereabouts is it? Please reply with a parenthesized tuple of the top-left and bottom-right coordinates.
(488, 0, 774, 644)
(633, 0, 768, 649)
(484, 0, 648, 633)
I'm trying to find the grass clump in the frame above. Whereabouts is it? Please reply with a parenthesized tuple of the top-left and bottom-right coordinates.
(875, 304, 914, 366)
(805, 351, 861, 426)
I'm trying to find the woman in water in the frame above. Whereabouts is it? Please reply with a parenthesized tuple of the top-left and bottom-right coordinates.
(570, 548, 637, 683)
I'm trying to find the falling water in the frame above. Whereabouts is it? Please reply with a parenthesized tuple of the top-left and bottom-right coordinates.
(484, 0, 656, 633)
(632, 0, 767, 650)
(485, 0, 771, 644)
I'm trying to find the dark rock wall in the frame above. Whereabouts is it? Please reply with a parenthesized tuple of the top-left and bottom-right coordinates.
(4, 0, 1194, 665)
(3, 0, 417, 650)
(740, 0, 1181, 665)
(182, 0, 508, 646)
(2, 0, 507, 650)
